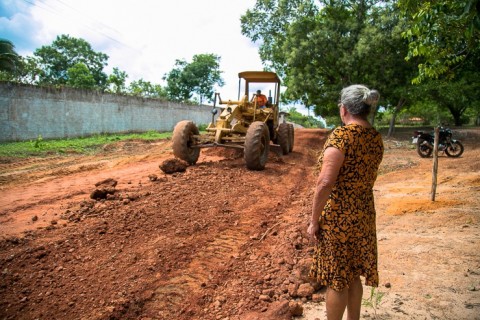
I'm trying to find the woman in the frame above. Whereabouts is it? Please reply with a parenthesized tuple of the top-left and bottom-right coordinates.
(307, 84, 383, 320)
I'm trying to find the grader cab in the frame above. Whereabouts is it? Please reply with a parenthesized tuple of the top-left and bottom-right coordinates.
(172, 71, 294, 170)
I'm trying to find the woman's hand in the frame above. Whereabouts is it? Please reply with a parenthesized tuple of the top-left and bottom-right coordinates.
(307, 220, 320, 240)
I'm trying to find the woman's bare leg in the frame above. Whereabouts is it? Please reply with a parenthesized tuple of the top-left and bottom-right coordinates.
(326, 286, 348, 320)
(346, 276, 363, 320)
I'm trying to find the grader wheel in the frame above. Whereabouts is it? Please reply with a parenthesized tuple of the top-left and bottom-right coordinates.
(244, 122, 270, 170)
(288, 123, 294, 152)
(278, 123, 290, 155)
(172, 120, 200, 165)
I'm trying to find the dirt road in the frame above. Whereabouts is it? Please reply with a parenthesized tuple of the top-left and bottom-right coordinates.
(0, 128, 479, 320)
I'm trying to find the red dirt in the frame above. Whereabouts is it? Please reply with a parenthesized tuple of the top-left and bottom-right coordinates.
(0, 128, 479, 320)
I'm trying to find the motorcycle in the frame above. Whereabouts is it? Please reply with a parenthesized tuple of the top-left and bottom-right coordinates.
(412, 127, 464, 158)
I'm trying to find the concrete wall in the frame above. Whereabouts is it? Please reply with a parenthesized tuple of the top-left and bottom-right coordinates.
(0, 82, 214, 142)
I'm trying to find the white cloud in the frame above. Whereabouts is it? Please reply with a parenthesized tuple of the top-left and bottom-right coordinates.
(0, 0, 43, 54)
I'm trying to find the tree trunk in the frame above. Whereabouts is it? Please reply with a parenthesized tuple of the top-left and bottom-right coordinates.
(387, 98, 406, 137)
(454, 118, 461, 126)
(447, 103, 467, 127)
(387, 112, 397, 137)
(447, 106, 461, 126)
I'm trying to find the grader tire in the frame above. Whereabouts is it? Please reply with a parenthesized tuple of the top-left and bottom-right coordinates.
(278, 123, 290, 155)
(172, 120, 200, 165)
(244, 122, 270, 170)
(288, 123, 294, 152)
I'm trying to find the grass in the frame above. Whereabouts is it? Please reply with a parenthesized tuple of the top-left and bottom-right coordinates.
(0, 131, 172, 158)
(362, 287, 385, 318)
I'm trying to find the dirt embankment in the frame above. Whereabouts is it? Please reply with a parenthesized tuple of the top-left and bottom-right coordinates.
(0, 128, 479, 320)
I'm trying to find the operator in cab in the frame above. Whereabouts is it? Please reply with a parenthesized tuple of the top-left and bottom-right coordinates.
(255, 90, 268, 108)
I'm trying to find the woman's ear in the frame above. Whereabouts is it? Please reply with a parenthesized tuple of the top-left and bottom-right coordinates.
(340, 104, 347, 119)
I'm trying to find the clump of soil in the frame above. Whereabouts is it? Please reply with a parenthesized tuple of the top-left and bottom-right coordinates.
(159, 158, 188, 174)
(90, 178, 118, 200)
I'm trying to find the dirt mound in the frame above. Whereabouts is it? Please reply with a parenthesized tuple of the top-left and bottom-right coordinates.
(159, 158, 188, 174)
(90, 178, 118, 200)
(203, 147, 244, 159)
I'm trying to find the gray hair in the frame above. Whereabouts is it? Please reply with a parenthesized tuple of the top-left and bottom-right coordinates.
(340, 84, 380, 117)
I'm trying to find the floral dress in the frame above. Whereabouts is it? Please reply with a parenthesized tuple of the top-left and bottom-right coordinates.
(309, 124, 384, 291)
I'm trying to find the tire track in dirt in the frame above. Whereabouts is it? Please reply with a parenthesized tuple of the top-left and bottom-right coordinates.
(140, 129, 328, 318)
(144, 160, 304, 317)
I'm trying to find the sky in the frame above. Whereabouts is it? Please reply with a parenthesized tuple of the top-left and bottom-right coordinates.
(0, 0, 313, 115)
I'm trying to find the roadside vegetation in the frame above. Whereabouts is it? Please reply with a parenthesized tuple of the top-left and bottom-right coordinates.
(0, 131, 171, 158)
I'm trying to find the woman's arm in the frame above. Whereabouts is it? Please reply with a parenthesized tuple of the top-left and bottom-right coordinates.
(307, 147, 344, 239)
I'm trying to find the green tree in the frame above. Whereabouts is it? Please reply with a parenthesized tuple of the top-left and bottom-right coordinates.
(33, 34, 108, 88)
(0, 38, 19, 73)
(128, 78, 167, 98)
(164, 53, 224, 104)
(241, 0, 318, 77)
(353, 4, 419, 135)
(242, 0, 418, 134)
(164, 59, 190, 102)
(287, 107, 324, 128)
(399, 0, 480, 83)
(0, 54, 44, 84)
(281, 2, 366, 116)
(422, 61, 480, 126)
(66, 63, 96, 89)
(187, 54, 224, 104)
(107, 67, 128, 94)
(16, 56, 44, 84)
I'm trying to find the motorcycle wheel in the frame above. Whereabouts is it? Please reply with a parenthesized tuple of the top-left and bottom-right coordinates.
(417, 139, 433, 158)
(445, 141, 464, 157)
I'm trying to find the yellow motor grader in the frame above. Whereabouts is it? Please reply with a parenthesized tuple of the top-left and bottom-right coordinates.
(172, 71, 293, 170)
